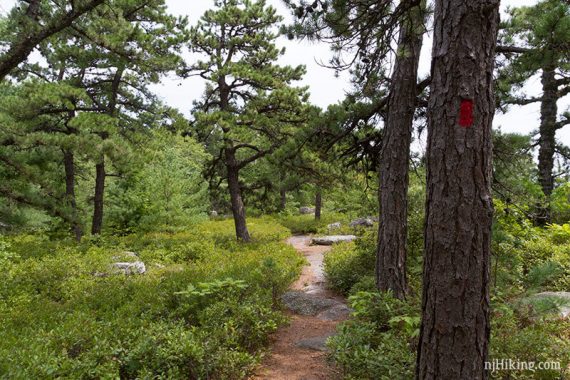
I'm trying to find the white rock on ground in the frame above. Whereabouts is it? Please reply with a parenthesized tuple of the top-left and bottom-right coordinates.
(111, 261, 146, 275)
(311, 235, 357, 245)
(327, 222, 342, 231)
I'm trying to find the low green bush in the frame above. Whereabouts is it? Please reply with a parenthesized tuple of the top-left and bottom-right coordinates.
(0, 217, 303, 379)
(323, 230, 376, 295)
(327, 291, 419, 380)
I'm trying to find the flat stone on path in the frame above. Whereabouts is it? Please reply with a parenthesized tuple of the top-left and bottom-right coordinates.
(311, 235, 357, 246)
(281, 291, 341, 316)
(317, 304, 352, 321)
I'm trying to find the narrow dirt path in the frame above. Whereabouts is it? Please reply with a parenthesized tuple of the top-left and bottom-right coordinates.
(252, 235, 348, 380)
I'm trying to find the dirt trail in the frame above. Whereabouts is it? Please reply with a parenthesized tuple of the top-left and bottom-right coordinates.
(252, 235, 348, 380)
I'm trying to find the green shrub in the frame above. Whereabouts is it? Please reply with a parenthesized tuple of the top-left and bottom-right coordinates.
(327, 291, 419, 380)
(323, 231, 376, 295)
(0, 217, 303, 379)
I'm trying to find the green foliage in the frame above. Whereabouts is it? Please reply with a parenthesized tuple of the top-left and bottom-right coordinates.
(327, 291, 419, 380)
(107, 130, 209, 233)
(323, 232, 375, 295)
(490, 305, 570, 379)
(0, 218, 303, 379)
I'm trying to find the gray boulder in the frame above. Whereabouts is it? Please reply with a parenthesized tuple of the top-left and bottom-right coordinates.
(281, 291, 340, 315)
(311, 235, 357, 245)
(299, 206, 315, 214)
(327, 222, 342, 231)
(210, 210, 218, 217)
(317, 304, 352, 321)
(349, 217, 374, 227)
(112, 261, 146, 275)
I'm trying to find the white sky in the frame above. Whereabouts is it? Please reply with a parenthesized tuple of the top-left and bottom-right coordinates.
(1, 0, 569, 145)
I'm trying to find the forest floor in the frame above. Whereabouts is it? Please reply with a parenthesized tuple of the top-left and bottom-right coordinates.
(252, 235, 348, 380)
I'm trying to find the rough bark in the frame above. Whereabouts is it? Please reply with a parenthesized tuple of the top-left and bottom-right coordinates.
(416, 1, 499, 379)
(376, 3, 424, 299)
(280, 189, 287, 211)
(63, 150, 82, 242)
(226, 149, 251, 242)
(0, 0, 105, 80)
(315, 188, 322, 220)
(218, 74, 251, 242)
(91, 160, 105, 235)
(536, 68, 558, 224)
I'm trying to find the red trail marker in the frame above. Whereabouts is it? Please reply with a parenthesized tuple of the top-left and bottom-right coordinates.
(458, 99, 474, 128)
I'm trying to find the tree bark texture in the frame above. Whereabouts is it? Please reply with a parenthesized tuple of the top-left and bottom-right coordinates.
(537, 68, 558, 224)
(63, 150, 82, 242)
(416, 1, 499, 379)
(226, 149, 251, 242)
(376, 3, 424, 299)
(315, 188, 322, 220)
(91, 160, 105, 235)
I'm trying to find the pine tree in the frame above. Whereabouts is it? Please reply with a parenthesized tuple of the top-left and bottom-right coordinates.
(496, 0, 570, 224)
(416, 0, 499, 378)
(0, 0, 106, 79)
(188, 0, 308, 241)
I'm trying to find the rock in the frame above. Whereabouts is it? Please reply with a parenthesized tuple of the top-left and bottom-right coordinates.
(528, 291, 570, 319)
(311, 235, 357, 245)
(112, 261, 146, 275)
(296, 334, 335, 352)
(327, 222, 341, 231)
(210, 210, 218, 217)
(317, 304, 352, 321)
(349, 217, 374, 227)
(299, 206, 315, 215)
(281, 291, 340, 315)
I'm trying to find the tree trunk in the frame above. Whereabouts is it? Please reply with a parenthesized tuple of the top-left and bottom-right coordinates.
(536, 67, 558, 224)
(416, 1, 498, 379)
(63, 150, 82, 242)
(91, 159, 105, 235)
(315, 188, 322, 220)
(226, 149, 251, 242)
(376, 3, 424, 299)
(90, 68, 122, 236)
(280, 188, 287, 211)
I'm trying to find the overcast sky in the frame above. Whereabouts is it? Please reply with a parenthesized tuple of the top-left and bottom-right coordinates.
(1, 0, 568, 145)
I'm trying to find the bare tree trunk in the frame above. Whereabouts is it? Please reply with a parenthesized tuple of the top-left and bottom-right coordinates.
(226, 149, 251, 242)
(315, 188, 322, 220)
(280, 188, 287, 211)
(537, 67, 558, 224)
(91, 159, 105, 235)
(416, 1, 499, 379)
(376, 3, 424, 299)
(63, 150, 82, 242)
